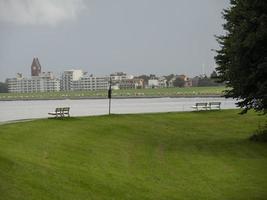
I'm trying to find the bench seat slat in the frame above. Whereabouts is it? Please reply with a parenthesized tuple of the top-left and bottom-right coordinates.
(192, 102, 221, 111)
(192, 102, 208, 110)
(48, 107, 70, 117)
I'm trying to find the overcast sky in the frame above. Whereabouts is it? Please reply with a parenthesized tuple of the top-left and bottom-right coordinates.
(0, 0, 229, 81)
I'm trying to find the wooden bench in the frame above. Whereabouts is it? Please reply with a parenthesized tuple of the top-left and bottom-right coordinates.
(192, 103, 209, 111)
(208, 102, 221, 110)
(62, 107, 70, 117)
(48, 107, 70, 118)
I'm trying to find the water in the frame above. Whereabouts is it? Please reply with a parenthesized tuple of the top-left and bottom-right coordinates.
(0, 97, 238, 123)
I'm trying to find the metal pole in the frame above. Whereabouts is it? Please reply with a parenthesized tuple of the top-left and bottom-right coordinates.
(109, 96, 111, 115)
(108, 77, 112, 115)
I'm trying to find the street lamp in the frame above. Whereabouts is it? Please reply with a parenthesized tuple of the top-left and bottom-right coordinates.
(108, 76, 112, 115)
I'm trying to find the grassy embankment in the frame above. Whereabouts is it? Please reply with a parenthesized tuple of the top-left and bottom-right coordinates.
(0, 86, 225, 100)
(0, 110, 267, 199)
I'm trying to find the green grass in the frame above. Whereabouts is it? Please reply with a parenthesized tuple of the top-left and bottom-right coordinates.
(0, 110, 267, 200)
(0, 86, 225, 100)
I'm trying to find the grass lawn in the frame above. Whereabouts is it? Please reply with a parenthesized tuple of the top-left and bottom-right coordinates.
(0, 110, 267, 200)
(0, 86, 225, 100)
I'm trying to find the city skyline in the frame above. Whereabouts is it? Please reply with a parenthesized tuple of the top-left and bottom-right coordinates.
(7, 57, 215, 80)
(6, 57, 211, 94)
(0, 0, 230, 82)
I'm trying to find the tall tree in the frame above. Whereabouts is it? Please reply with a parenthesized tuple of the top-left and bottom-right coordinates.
(210, 71, 218, 79)
(215, 0, 267, 114)
(135, 75, 150, 86)
(173, 77, 185, 87)
(0, 82, 8, 93)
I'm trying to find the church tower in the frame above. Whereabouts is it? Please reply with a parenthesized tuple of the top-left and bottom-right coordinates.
(31, 57, 42, 76)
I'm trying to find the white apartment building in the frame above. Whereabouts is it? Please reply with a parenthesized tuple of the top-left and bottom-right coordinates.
(40, 72, 61, 92)
(110, 72, 134, 82)
(7, 58, 60, 93)
(72, 76, 109, 91)
(7, 72, 60, 93)
(118, 79, 144, 89)
(61, 70, 83, 91)
(148, 79, 159, 88)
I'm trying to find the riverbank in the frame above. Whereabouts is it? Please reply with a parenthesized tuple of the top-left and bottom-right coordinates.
(0, 97, 237, 123)
(0, 86, 225, 101)
(1, 110, 266, 200)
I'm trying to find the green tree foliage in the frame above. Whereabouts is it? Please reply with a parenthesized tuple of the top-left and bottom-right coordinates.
(210, 71, 218, 79)
(173, 77, 185, 87)
(164, 74, 175, 87)
(0, 82, 8, 93)
(164, 74, 175, 82)
(135, 75, 150, 86)
(194, 71, 224, 87)
(215, 0, 267, 113)
(197, 72, 224, 87)
(198, 76, 215, 87)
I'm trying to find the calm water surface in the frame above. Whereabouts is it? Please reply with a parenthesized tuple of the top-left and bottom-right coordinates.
(0, 97, 238, 123)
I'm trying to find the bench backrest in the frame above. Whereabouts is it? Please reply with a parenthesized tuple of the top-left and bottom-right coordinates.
(62, 107, 70, 112)
(196, 103, 208, 106)
(209, 102, 221, 106)
(55, 108, 63, 112)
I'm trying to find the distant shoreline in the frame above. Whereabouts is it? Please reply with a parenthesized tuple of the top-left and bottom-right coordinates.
(0, 94, 223, 101)
(0, 86, 226, 101)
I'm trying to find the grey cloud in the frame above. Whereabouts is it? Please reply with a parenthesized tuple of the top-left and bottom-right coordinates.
(0, 0, 86, 25)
